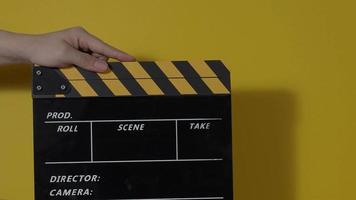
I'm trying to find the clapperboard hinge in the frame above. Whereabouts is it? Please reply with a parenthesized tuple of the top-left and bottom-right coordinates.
(32, 60, 231, 98)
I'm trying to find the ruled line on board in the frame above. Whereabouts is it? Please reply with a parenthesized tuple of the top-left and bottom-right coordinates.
(90, 121, 93, 162)
(44, 118, 222, 124)
(175, 120, 179, 160)
(45, 158, 223, 165)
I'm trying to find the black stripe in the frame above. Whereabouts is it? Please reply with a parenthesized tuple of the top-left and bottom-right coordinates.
(110, 63, 147, 96)
(139, 62, 180, 95)
(205, 60, 231, 90)
(172, 61, 212, 95)
(77, 68, 114, 97)
(219, 76, 231, 91)
(205, 60, 230, 77)
(66, 82, 81, 97)
(77, 68, 99, 79)
(171, 61, 200, 78)
(56, 69, 81, 97)
(54, 68, 67, 79)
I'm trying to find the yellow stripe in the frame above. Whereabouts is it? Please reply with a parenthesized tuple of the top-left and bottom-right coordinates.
(58, 62, 228, 96)
(97, 69, 118, 79)
(55, 94, 65, 98)
(155, 61, 184, 78)
(169, 78, 197, 95)
(202, 78, 230, 94)
(102, 80, 131, 96)
(122, 62, 164, 95)
(122, 62, 151, 78)
(60, 67, 97, 96)
(97, 69, 131, 95)
(60, 67, 84, 80)
(136, 79, 164, 95)
(188, 60, 217, 77)
(69, 80, 97, 96)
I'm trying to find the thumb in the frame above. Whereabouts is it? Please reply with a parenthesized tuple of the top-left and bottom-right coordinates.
(66, 48, 108, 72)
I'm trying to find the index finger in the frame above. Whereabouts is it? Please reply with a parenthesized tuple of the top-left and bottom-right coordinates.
(79, 31, 135, 62)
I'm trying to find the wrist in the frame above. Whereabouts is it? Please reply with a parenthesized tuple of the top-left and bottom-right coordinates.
(0, 30, 36, 64)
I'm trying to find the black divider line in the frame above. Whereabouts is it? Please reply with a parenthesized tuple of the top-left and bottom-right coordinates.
(205, 60, 231, 90)
(139, 61, 180, 95)
(56, 69, 81, 97)
(172, 61, 212, 95)
(109, 63, 147, 96)
(77, 68, 114, 96)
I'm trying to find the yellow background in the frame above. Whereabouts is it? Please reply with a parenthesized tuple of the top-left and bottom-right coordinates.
(0, 0, 355, 199)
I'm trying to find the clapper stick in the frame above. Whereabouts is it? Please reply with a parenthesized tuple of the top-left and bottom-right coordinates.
(32, 60, 233, 200)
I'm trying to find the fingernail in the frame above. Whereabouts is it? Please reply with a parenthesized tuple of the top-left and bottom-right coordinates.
(94, 60, 108, 71)
(127, 54, 136, 61)
(120, 53, 136, 61)
(127, 56, 136, 61)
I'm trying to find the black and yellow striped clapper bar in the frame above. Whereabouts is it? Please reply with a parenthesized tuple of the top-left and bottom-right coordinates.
(32, 60, 233, 200)
(32, 60, 230, 98)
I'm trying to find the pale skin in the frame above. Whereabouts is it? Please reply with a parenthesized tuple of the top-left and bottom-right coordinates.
(0, 27, 135, 72)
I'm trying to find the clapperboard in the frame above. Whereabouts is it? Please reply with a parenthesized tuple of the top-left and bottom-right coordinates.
(32, 60, 233, 200)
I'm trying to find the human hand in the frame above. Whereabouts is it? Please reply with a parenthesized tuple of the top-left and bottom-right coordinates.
(0, 27, 135, 72)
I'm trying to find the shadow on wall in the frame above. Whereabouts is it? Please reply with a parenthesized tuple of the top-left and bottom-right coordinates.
(0, 64, 32, 90)
(232, 90, 297, 200)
